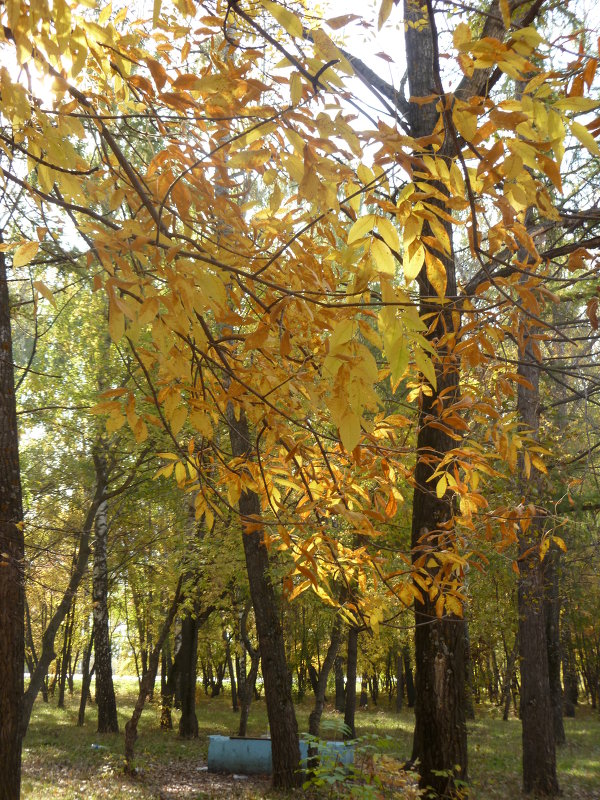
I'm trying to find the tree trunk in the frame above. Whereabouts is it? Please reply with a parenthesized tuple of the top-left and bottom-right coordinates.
(57, 600, 75, 709)
(227, 404, 300, 787)
(403, 1, 468, 791)
(403, 646, 415, 708)
(160, 640, 174, 730)
(501, 637, 518, 722)
(178, 610, 199, 738)
(21, 456, 106, 736)
(0, 244, 25, 800)
(343, 626, 359, 740)
(125, 578, 182, 772)
(544, 545, 565, 745)
(334, 655, 346, 712)
(517, 335, 559, 795)
(238, 618, 261, 740)
(308, 616, 342, 737)
(92, 489, 119, 734)
(561, 626, 577, 717)
(78, 629, 95, 726)
(396, 651, 404, 712)
(224, 629, 238, 712)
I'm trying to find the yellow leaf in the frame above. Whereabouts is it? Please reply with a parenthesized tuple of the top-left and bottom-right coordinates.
(98, 3, 112, 26)
(287, 579, 311, 602)
(403, 241, 425, 282)
(260, 0, 303, 38)
(553, 97, 599, 112)
(348, 214, 376, 244)
(13, 241, 39, 268)
(436, 474, 448, 499)
(175, 461, 186, 486)
(552, 535, 567, 553)
(371, 238, 395, 275)
(378, 0, 394, 29)
(377, 216, 400, 252)
(425, 250, 447, 297)
(108, 303, 125, 342)
(414, 348, 437, 389)
(453, 22, 471, 52)
(33, 280, 56, 307)
(445, 594, 463, 617)
(170, 405, 187, 436)
(571, 121, 600, 156)
(290, 72, 302, 105)
(339, 412, 361, 453)
(153, 0, 161, 27)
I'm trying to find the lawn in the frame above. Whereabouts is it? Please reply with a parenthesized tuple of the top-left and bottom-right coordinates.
(21, 681, 600, 799)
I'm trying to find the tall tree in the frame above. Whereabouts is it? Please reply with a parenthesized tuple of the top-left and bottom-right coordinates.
(0, 243, 24, 800)
(92, 454, 119, 733)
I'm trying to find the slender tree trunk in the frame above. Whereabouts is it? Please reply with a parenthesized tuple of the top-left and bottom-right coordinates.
(544, 545, 565, 745)
(561, 626, 577, 717)
(78, 629, 95, 726)
(517, 335, 559, 795)
(57, 600, 75, 709)
(160, 640, 174, 730)
(21, 461, 106, 736)
(344, 626, 359, 740)
(238, 649, 260, 737)
(92, 487, 119, 734)
(308, 616, 342, 736)
(124, 578, 182, 772)
(334, 655, 346, 712)
(0, 244, 25, 800)
(224, 629, 238, 712)
(403, 646, 415, 708)
(227, 404, 300, 787)
(501, 637, 518, 722)
(178, 610, 199, 738)
(396, 651, 404, 712)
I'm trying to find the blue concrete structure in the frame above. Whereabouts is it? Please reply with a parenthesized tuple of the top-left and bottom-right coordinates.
(207, 735, 354, 775)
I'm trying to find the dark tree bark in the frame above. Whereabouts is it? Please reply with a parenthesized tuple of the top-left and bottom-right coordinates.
(544, 545, 565, 745)
(238, 604, 261, 737)
(403, 646, 415, 708)
(125, 578, 183, 772)
(308, 616, 342, 737)
(396, 651, 404, 712)
(178, 610, 199, 738)
(403, 1, 470, 791)
(561, 626, 577, 717)
(92, 484, 119, 734)
(227, 404, 300, 788)
(517, 334, 559, 795)
(359, 674, 369, 708)
(501, 637, 519, 722)
(224, 629, 238, 712)
(161, 641, 176, 730)
(464, 621, 476, 720)
(0, 244, 25, 800)
(57, 599, 76, 709)
(78, 629, 95, 726)
(343, 626, 359, 740)
(334, 655, 346, 712)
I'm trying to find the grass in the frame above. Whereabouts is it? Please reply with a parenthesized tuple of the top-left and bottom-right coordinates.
(22, 680, 600, 799)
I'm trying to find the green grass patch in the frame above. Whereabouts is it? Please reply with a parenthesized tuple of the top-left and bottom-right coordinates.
(22, 680, 600, 799)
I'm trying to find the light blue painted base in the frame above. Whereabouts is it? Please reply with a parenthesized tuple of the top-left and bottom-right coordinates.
(207, 735, 354, 774)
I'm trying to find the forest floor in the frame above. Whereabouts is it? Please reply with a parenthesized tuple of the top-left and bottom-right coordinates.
(22, 680, 600, 799)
